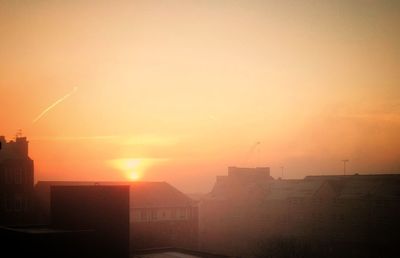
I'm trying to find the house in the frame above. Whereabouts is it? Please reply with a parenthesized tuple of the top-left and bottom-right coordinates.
(35, 181, 198, 251)
(200, 167, 400, 257)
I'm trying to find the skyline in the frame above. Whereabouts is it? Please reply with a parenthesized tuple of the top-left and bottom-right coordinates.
(1, 0, 400, 192)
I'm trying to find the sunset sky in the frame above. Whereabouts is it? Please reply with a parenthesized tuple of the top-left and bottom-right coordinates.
(1, 0, 399, 192)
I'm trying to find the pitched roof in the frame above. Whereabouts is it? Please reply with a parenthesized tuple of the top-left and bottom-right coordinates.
(35, 181, 194, 208)
(265, 180, 326, 200)
(129, 181, 195, 208)
(305, 174, 400, 200)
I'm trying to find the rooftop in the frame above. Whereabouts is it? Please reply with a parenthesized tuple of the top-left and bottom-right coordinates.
(132, 248, 230, 258)
(0, 225, 93, 234)
(35, 181, 195, 208)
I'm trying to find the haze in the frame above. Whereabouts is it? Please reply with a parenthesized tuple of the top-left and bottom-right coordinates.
(1, 0, 399, 192)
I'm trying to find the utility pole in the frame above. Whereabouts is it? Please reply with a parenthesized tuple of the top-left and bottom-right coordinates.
(281, 166, 284, 179)
(342, 159, 349, 175)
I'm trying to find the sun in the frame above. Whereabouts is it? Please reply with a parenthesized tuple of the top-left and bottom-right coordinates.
(109, 158, 145, 181)
(128, 171, 141, 181)
(108, 157, 168, 181)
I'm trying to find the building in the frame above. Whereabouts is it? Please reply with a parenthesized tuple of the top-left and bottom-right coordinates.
(0, 225, 95, 258)
(128, 181, 198, 251)
(199, 166, 273, 256)
(51, 185, 130, 258)
(0, 185, 130, 258)
(35, 181, 199, 252)
(0, 136, 34, 225)
(200, 167, 400, 257)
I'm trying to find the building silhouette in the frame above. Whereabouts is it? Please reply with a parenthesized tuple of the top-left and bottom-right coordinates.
(200, 167, 400, 257)
(0, 136, 34, 225)
(0, 185, 130, 258)
(35, 181, 199, 252)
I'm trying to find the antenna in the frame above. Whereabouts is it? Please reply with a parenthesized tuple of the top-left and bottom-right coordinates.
(342, 159, 349, 175)
(15, 129, 23, 140)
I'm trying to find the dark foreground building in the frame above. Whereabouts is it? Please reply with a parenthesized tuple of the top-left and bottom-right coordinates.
(200, 167, 400, 258)
(35, 181, 198, 252)
(0, 136, 34, 225)
(0, 185, 130, 258)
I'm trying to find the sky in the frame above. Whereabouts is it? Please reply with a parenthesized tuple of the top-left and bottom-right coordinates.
(1, 0, 399, 192)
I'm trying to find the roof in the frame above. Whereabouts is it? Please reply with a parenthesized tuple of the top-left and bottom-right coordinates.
(265, 180, 325, 200)
(133, 252, 200, 258)
(205, 172, 400, 201)
(132, 248, 230, 258)
(0, 225, 93, 235)
(35, 181, 195, 208)
(129, 181, 195, 208)
(305, 173, 400, 181)
(305, 174, 400, 200)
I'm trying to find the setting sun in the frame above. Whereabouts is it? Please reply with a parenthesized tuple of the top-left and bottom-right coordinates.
(128, 171, 141, 181)
(109, 158, 145, 181)
(108, 158, 167, 181)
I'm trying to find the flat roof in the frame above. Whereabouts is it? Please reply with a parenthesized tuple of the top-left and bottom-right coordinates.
(132, 248, 229, 258)
(0, 226, 93, 234)
(133, 252, 202, 258)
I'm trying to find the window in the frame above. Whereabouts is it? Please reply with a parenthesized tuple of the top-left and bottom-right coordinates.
(179, 208, 186, 219)
(131, 210, 140, 222)
(140, 209, 147, 221)
(1, 197, 5, 211)
(5, 169, 13, 184)
(5, 198, 13, 211)
(151, 209, 157, 220)
(15, 197, 22, 211)
(15, 169, 22, 184)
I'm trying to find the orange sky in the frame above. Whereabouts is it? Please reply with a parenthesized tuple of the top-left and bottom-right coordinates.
(1, 0, 400, 192)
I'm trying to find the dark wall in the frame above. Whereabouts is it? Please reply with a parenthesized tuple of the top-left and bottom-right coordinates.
(51, 186, 130, 258)
(0, 227, 95, 258)
(0, 158, 34, 225)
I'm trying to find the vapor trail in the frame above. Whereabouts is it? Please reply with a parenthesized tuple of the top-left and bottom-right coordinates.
(33, 87, 78, 124)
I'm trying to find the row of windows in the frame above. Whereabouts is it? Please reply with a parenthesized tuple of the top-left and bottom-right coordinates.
(131, 207, 192, 222)
(0, 168, 32, 185)
(1, 196, 30, 212)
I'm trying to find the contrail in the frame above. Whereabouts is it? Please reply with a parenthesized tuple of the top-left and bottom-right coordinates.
(33, 86, 78, 124)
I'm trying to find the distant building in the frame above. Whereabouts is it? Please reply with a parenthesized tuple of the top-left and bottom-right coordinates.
(200, 167, 400, 257)
(35, 181, 199, 252)
(0, 136, 34, 225)
(0, 185, 130, 258)
(199, 166, 273, 256)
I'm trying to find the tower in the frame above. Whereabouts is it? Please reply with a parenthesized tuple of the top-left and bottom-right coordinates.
(0, 135, 34, 225)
